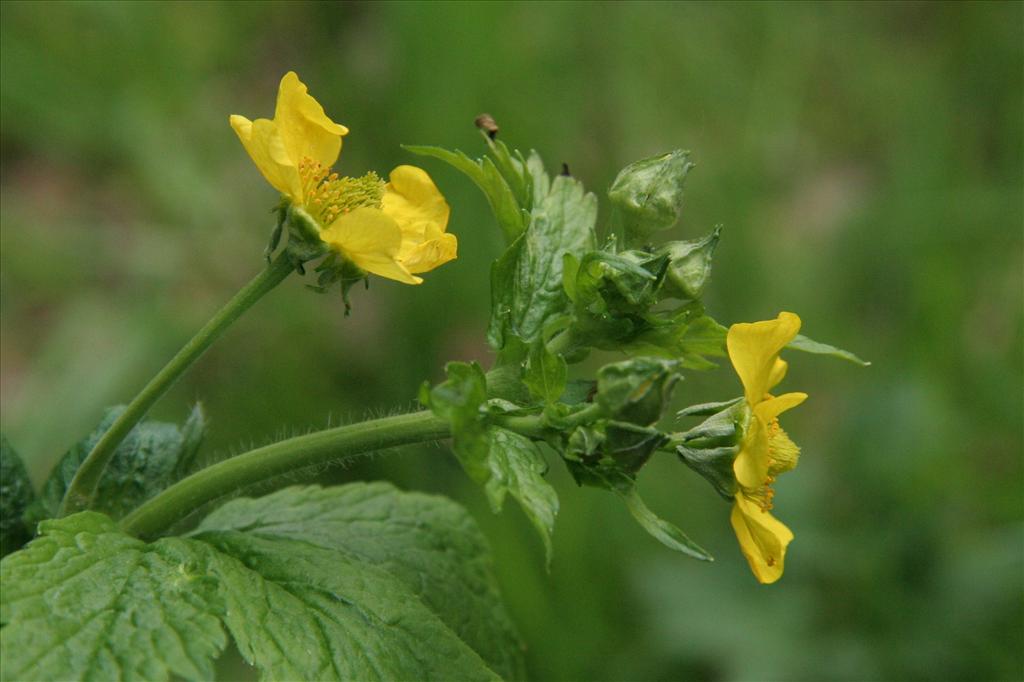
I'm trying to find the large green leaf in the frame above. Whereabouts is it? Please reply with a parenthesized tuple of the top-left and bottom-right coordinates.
(27, 404, 206, 523)
(2, 484, 524, 682)
(488, 165, 597, 349)
(194, 483, 526, 681)
(0, 435, 35, 557)
(0, 513, 226, 682)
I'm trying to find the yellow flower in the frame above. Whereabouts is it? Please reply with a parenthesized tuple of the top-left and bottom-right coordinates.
(230, 71, 456, 284)
(726, 311, 808, 584)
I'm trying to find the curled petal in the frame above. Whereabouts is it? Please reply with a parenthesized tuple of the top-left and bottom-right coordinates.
(730, 494, 794, 584)
(230, 114, 302, 200)
(321, 207, 421, 285)
(384, 165, 451, 243)
(754, 392, 808, 423)
(274, 71, 348, 171)
(727, 312, 802, 405)
(402, 230, 458, 274)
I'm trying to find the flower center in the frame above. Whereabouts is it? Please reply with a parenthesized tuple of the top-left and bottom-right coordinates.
(746, 417, 801, 513)
(298, 158, 384, 226)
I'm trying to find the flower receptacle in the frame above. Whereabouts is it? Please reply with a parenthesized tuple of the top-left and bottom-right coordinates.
(675, 398, 749, 499)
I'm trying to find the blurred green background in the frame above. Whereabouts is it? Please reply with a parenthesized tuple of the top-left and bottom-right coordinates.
(2, 1, 1021, 680)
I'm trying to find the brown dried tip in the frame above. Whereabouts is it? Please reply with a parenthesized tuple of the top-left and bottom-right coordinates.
(560, 162, 572, 177)
(474, 113, 499, 139)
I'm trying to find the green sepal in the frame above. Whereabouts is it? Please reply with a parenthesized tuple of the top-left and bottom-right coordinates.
(596, 357, 681, 426)
(608, 149, 694, 245)
(657, 227, 721, 301)
(674, 398, 750, 499)
(25, 404, 207, 524)
(0, 436, 35, 558)
(788, 333, 871, 366)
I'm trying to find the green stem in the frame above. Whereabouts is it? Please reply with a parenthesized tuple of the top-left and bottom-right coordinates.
(120, 411, 451, 540)
(494, 403, 604, 438)
(59, 252, 296, 517)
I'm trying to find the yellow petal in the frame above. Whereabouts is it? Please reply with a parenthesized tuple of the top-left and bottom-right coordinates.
(727, 312, 802, 405)
(754, 392, 808, 423)
(229, 114, 303, 200)
(730, 494, 794, 584)
(401, 231, 458, 274)
(733, 415, 770, 490)
(321, 207, 421, 285)
(273, 71, 348, 171)
(767, 357, 788, 391)
(383, 165, 451, 246)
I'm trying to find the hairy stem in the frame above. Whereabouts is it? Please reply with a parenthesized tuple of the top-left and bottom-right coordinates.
(60, 252, 296, 517)
(120, 411, 452, 540)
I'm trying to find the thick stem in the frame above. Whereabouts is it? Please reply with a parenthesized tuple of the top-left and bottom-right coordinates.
(60, 253, 296, 516)
(120, 411, 451, 540)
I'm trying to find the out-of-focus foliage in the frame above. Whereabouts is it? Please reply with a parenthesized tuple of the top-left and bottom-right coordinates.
(1, 2, 1020, 680)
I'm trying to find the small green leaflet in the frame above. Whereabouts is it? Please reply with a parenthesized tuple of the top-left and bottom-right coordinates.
(26, 404, 206, 524)
(524, 341, 568, 404)
(0, 436, 37, 557)
(484, 429, 559, 567)
(1, 484, 524, 682)
(788, 334, 871, 366)
(423, 362, 560, 562)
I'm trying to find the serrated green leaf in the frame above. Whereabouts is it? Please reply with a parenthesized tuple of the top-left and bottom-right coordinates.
(3, 485, 526, 682)
(27, 405, 208, 523)
(788, 334, 871, 366)
(202, 534, 499, 682)
(484, 430, 558, 566)
(0, 436, 35, 557)
(488, 171, 597, 348)
(524, 342, 568, 404)
(0, 512, 227, 682)
(608, 149, 694, 244)
(405, 144, 525, 244)
(195, 483, 525, 680)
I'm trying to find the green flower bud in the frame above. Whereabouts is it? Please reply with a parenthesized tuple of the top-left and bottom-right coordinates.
(596, 357, 681, 426)
(608, 150, 693, 244)
(657, 227, 720, 301)
(564, 420, 668, 485)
